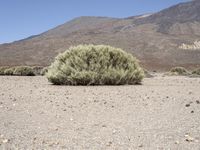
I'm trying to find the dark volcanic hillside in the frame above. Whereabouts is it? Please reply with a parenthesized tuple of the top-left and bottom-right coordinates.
(0, 0, 200, 71)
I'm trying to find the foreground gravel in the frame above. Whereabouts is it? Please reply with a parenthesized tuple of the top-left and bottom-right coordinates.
(0, 75, 200, 150)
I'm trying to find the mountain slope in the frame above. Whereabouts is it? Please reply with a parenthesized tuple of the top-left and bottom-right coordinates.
(0, 0, 200, 71)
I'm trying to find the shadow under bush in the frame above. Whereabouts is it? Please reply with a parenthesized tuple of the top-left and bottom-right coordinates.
(46, 45, 144, 85)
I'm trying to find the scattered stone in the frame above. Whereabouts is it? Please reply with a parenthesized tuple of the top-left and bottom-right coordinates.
(185, 104, 190, 107)
(112, 130, 117, 134)
(106, 141, 112, 146)
(102, 125, 107, 128)
(2, 139, 9, 143)
(94, 100, 98, 103)
(138, 144, 143, 147)
(175, 141, 179, 144)
(185, 134, 194, 142)
(188, 91, 193, 95)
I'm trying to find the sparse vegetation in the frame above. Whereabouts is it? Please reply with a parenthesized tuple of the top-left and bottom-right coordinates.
(0, 67, 8, 75)
(192, 68, 200, 75)
(32, 66, 44, 75)
(179, 41, 200, 50)
(13, 66, 35, 76)
(169, 67, 190, 75)
(4, 67, 15, 75)
(46, 45, 144, 85)
(40, 67, 48, 76)
(0, 66, 46, 76)
(143, 69, 154, 78)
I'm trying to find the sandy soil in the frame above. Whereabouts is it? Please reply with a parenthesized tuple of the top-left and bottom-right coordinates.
(0, 75, 200, 150)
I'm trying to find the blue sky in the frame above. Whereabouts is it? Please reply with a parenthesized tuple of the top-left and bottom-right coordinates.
(0, 0, 189, 44)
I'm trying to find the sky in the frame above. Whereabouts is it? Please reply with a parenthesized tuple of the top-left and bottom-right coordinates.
(0, 0, 189, 44)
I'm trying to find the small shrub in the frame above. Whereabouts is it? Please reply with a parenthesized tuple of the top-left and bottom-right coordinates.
(4, 67, 15, 75)
(192, 68, 200, 75)
(13, 66, 35, 76)
(40, 67, 48, 76)
(0, 67, 8, 75)
(169, 67, 190, 75)
(143, 69, 154, 78)
(46, 45, 144, 85)
(32, 66, 44, 75)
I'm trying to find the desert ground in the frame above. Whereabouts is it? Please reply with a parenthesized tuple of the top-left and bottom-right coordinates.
(0, 74, 200, 150)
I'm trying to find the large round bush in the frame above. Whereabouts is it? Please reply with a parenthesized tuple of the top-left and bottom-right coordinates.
(46, 45, 144, 85)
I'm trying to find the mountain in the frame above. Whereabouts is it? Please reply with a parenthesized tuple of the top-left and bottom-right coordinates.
(0, 0, 200, 71)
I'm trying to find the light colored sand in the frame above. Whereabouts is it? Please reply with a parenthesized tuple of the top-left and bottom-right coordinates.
(0, 75, 200, 150)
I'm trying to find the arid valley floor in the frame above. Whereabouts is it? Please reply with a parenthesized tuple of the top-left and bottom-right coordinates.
(0, 74, 200, 149)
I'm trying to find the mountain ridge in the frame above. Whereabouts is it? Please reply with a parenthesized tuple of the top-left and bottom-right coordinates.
(0, 0, 200, 71)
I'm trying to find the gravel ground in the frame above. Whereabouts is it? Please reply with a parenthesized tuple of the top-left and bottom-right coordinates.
(0, 75, 200, 150)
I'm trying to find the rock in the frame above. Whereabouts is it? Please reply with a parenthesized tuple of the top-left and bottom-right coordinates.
(138, 144, 143, 147)
(188, 91, 193, 95)
(185, 134, 195, 142)
(175, 141, 179, 144)
(185, 104, 190, 107)
(196, 100, 200, 104)
(2, 139, 9, 143)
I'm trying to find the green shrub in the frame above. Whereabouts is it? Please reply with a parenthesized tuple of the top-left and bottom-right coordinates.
(0, 67, 8, 75)
(46, 45, 144, 85)
(32, 66, 44, 75)
(4, 67, 15, 75)
(13, 66, 35, 76)
(40, 67, 48, 76)
(192, 68, 200, 75)
(169, 67, 190, 75)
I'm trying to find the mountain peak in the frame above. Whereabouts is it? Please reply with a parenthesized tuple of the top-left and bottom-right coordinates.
(133, 0, 200, 33)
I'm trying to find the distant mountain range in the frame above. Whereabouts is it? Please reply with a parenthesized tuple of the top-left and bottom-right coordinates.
(0, 0, 200, 71)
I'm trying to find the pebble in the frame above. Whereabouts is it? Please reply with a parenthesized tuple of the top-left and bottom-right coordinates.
(138, 144, 143, 147)
(2, 139, 9, 143)
(185, 134, 194, 142)
(175, 141, 179, 144)
(185, 104, 190, 107)
(188, 91, 193, 95)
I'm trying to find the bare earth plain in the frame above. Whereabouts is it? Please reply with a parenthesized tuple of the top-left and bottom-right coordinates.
(0, 75, 200, 150)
